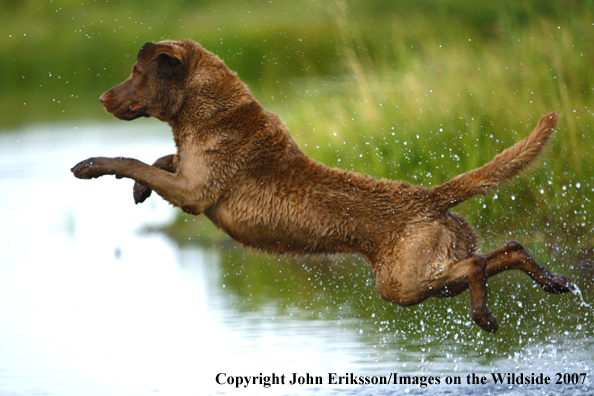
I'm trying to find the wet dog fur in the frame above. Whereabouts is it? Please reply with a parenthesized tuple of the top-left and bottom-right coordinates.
(72, 40, 575, 333)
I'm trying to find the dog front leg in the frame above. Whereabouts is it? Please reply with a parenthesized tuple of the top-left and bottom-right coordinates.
(132, 154, 176, 204)
(71, 156, 196, 210)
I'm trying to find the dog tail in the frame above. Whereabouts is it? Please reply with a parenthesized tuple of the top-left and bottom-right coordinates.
(429, 111, 560, 210)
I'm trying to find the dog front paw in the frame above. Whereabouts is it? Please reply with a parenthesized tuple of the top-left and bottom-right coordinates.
(133, 181, 152, 204)
(71, 157, 110, 179)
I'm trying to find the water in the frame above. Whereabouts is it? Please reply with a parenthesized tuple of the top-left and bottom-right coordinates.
(0, 122, 592, 395)
(573, 285, 592, 308)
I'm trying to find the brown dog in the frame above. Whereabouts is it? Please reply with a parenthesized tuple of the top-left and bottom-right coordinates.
(72, 40, 575, 333)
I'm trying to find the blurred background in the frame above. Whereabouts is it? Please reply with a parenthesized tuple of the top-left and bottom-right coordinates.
(0, 0, 593, 395)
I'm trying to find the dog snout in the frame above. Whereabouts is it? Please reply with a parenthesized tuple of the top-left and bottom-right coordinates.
(99, 91, 110, 105)
(99, 91, 118, 113)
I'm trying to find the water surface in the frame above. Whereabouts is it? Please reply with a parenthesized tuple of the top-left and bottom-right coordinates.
(0, 122, 591, 395)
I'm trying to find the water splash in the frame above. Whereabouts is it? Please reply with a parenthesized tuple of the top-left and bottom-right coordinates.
(571, 284, 591, 308)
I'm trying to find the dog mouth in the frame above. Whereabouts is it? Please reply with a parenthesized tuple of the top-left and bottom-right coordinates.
(113, 106, 150, 120)
(109, 102, 149, 120)
(100, 92, 149, 120)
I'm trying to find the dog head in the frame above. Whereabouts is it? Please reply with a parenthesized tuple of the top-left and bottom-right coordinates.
(100, 40, 242, 122)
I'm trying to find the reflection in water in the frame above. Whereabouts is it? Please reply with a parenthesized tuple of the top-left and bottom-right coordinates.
(0, 123, 592, 395)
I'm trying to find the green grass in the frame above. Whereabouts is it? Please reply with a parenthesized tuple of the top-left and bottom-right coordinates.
(3, 0, 594, 259)
(278, 1, 594, 254)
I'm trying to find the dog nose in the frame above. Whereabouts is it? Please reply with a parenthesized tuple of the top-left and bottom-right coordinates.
(99, 92, 108, 104)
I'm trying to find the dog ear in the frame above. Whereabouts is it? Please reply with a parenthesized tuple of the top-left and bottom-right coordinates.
(137, 42, 183, 74)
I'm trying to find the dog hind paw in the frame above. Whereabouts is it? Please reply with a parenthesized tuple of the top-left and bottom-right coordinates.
(472, 308, 499, 334)
(540, 273, 576, 294)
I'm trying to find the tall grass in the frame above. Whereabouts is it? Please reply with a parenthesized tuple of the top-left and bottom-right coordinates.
(273, 0, 594, 255)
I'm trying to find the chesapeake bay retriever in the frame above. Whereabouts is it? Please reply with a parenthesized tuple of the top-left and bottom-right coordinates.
(71, 39, 575, 333)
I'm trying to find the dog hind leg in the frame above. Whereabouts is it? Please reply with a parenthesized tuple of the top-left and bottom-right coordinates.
(440, 255, 499, 333)
(374, 255, 498, 332)
(482, 240, 575, 293)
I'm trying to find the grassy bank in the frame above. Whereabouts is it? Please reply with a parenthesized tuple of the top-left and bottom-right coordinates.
(283, 2, 594, 255)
